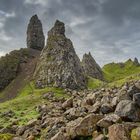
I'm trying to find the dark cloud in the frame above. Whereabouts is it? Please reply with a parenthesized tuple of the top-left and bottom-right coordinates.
(0, 0, 140, 66)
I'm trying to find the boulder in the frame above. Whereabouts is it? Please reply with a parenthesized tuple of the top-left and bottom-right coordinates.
(66, 114, 103, 138)
(64, 107, 87, 120)
(115, 100, 140, 122)
(108, 123, 137, 140)
(100, 103, 113, 114)
(133, 93, 140, 107)
(97, 114, 121, 128)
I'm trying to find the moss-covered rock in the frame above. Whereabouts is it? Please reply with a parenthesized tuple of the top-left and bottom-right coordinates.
(0, 133, 14, 140)
(131, 127, 140, 140)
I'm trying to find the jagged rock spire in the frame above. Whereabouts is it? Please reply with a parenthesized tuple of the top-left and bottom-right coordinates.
(48, 20, 65, 36)
(34, 20, 87, 89)
(27, 15, 45, 51)
(134, 57, 139, 66)
(82, 52, 104, 80)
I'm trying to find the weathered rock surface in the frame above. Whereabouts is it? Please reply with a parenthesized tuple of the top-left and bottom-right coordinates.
(133, 93, 140, 107)
(66, 114, 103, 138)
(115, 100, 140, 122)
(97, 114, 121, 128)
(34, 20, 86, 89)
(108, 123, 138, 140)
(27, 15, 45, 51)
(134, 57, 140, 66)
(82, 52, 103, 80)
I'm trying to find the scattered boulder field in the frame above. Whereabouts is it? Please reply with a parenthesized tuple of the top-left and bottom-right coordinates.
(0, 80, 140, 140)
(0, 15, 140, 140)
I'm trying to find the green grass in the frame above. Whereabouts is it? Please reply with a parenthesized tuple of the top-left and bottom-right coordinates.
(18, 81, 69, 98)
(87, 77, 105, 89)
(0, 133, 14, 140)
(103, 60, 140, 82)
(0, 82, 69, 128)
(107, 73, 140, 87)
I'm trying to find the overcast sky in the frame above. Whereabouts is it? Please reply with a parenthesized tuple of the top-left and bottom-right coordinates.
(0, 0, 140, 66)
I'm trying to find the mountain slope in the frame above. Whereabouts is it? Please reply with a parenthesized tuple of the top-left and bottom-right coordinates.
(0, 48, 40, 102)
(103, 59, 140, 82)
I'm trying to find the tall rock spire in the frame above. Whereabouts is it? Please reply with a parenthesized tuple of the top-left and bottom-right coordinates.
(134, 57, 139, 66)
(82, 52, 104, 80)
(34, 20, 87, 89)
(27, 15, 45, 51)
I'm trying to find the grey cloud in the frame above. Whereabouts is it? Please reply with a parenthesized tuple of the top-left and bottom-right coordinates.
(0, 0, 140, 66)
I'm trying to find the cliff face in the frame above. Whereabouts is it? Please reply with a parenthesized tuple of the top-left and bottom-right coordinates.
(82, 52, 103, 80)
(34, 20, 87, 89)
(27, 15, 45, 51)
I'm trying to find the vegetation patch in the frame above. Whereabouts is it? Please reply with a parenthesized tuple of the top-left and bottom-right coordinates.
(0, 133, 14, 140)
(0, 81, 69, 128)
(87, 77, 104, 89)
(103, 60, 140, 82)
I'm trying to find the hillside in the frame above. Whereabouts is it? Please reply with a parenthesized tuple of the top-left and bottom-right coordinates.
(0, 48, 40, 102)
(103, 59, 140, 82)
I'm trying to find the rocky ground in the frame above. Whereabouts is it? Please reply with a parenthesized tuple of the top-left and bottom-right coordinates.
(0, 80, 140, 140)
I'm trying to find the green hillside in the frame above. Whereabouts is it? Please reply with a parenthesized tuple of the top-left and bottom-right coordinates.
(103, 59, 140, 82)
(0, 82, 68, 128)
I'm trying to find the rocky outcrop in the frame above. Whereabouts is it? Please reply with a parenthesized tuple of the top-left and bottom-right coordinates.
(34, 20, 86, 89)
(134, 57, 140, 66)
(0, 49, 29, 91)
(27, 15, 45, 51)
(82, 52, 103, 80)
(115, 100, 140, 122)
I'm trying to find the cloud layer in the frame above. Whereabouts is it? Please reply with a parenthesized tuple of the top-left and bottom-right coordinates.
(0, 0, 140, 66)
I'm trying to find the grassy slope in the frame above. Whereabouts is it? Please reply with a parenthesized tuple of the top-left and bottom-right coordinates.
(87, 77, 105, 89)
(0, 82, 68, 129)
(107, 73, 140, 87)
(103, 60, 140, 82)
(0, 59, 139, 139)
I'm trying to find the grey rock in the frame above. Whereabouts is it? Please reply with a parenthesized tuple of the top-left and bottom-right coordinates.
(27, 15, 45, 51)
(115, 100, 140, 122)
(97, 114, 121, 128)
(34, 20, 86, 89)
(66, 114, 103, 138)
(82, 52, 104, 80)
(133, 93, 140, 107)
(100, 103, 113, 114)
